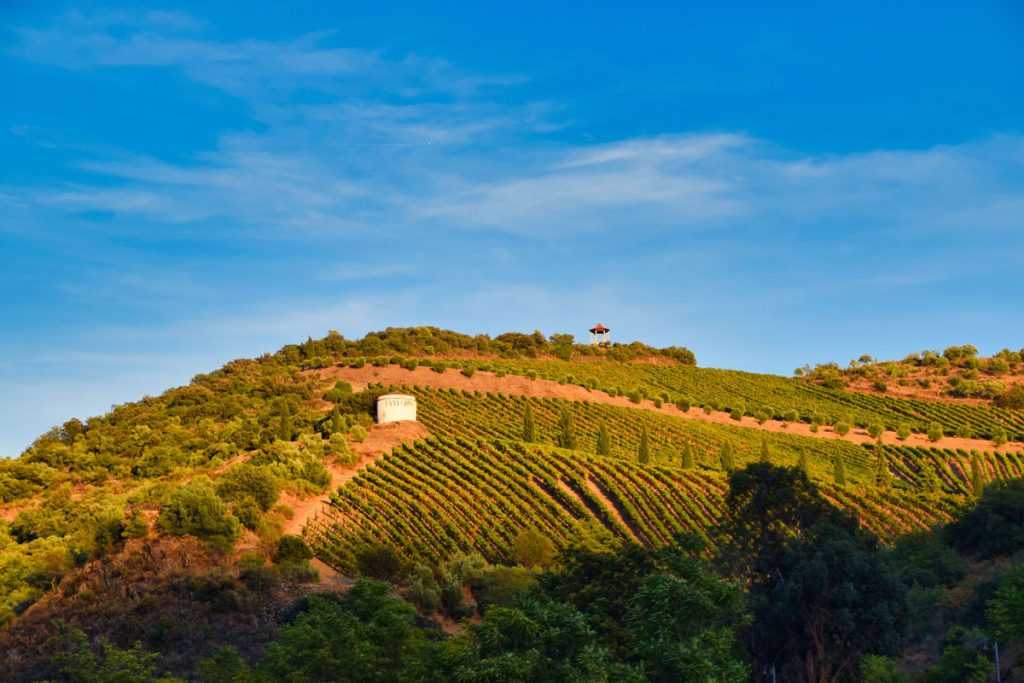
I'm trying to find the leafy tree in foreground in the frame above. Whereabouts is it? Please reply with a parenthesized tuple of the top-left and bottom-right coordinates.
(539, 537, 749, 680)
(987, 564, 1024, 641)
(721, 464, 906, 683)
(253, 582, 442, 683)
(945, 479, 1024, 558)
(46, 623, 184, 683)
(626, 559, 749, 682)
(443, 597, 641, 682)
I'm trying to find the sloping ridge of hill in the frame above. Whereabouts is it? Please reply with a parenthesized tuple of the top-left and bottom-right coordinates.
(2, 326, 1024, 680)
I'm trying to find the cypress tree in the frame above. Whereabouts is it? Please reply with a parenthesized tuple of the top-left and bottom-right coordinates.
(874, 451, 890, 489)
(638, 427, 650, 465)
(970, 451, 985, 498)
(759, 433, 771, 463)
(556, 407, 577, 450)
(522, 404, 537, 443)
(798, 448, 811, 477)
(596, 421, 611, 456)
(833, 455, 847, 486)
(720, 442, 736, 473)
(681, 441, 695, 470)
(919, 461, 940, 494)
(330, 405, 344, 435)
(278, 400, 293, 442)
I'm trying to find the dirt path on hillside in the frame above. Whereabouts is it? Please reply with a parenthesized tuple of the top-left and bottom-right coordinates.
(316, 365, 1017, 454)
(283, 420, 430, 538)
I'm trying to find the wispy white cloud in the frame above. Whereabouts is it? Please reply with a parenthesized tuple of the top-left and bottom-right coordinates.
(4, 8, 1024, 458)
(11, 11, 520, 102)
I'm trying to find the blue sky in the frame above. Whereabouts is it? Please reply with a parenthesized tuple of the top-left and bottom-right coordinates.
(1, 1, 1023, 456)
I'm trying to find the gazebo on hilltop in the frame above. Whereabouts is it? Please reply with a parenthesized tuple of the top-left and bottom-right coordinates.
(589, 323, 611, 346)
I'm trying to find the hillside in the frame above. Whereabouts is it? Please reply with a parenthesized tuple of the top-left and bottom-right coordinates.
(799, 345, 1024, 408)
(2, 327, 1024, 681)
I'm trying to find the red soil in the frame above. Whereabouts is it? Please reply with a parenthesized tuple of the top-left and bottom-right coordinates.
(283, 420, 429, 538)
(810, 365, 1024, 405)
(314, 365, 1017, 454)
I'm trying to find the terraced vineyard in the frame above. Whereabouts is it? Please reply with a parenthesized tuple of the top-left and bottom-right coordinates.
(436, 357, 1024, 440)
(305, 437, 957, 570)
(869, 444, 1024, 495)
(400, 385, 873, 484)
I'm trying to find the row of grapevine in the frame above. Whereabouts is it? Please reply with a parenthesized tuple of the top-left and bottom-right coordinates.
(396, 385, 873, 484)
(356, 383, 1024, 500)
(305, 436, 957, 571)
(431, 357, 1024, 440)
(868, 444, 1024, 496)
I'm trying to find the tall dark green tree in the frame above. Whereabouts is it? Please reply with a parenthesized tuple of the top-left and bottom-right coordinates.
(330, 405, 344, 435)
(759, 433, 771, 463)
(539, 539, 749, 680)
(638, 427, 651, 465)
(833, 455, 847, 486)
(681, 441, 695, 470)
(722, 464, 907, 683)
(277, 400, 294, 442)
(919, 461, 941, 495)
(596, 421, 611, 456)
(970, 451, 984, 498)
(798, 448, 811, 478)
(945, 479, 1024, 558)
(719, 442, 736, 473)
(874, 451, 891, 489)
(522, 404, 537, 443)
(556, 407, 577, 450)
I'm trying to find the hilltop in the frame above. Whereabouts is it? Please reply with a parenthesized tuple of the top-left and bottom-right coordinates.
(2, 327, 1024, 681)
(798, 344, 1024, 408)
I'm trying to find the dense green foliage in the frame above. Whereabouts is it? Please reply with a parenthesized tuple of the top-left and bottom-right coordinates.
(408, 386, 874, 483)
(444, 356, 1024, 440)
(3, 327, 1024, 681)
(307, 436, 952, 571)
(157, 479, 242, 547)
(722, 465, 907, 682)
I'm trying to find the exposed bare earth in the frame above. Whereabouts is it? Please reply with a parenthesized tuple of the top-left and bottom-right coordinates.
(580, 477, 645, 546)
(315, 365, 1016, 454)
(809, 364, 1024, 405)
(284, 420, 429, 539)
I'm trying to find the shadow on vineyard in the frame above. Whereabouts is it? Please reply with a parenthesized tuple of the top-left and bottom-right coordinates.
(2, 327, 1024, 682)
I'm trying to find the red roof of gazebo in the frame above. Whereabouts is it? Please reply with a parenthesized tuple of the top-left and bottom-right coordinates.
(589, 323, 610, 333)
